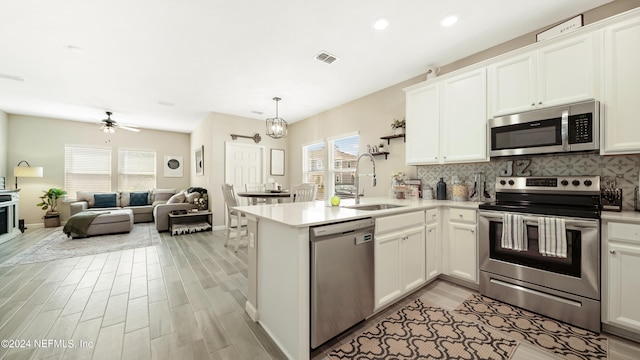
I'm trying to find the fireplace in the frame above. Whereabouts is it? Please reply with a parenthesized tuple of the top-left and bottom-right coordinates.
(0, 191, 20, 244)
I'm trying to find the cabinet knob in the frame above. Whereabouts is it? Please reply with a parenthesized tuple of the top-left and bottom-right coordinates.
(470, 229, 475, 233)
(459, 213, 463, 218)
(609, 250, 616, 255)
(538, 101, 542, 105)
(531, 103, 535, 107)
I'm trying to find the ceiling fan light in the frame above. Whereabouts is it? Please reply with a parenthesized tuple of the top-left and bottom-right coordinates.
(266, 97, 288, 139)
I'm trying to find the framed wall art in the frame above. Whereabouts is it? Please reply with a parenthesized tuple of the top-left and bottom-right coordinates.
(270, 148, 285, 176)
(164, 155, 183, 177)
(195, 146, 204, 176)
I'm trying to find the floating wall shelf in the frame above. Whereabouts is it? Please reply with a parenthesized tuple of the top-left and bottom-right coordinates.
(380, 134, 406, 144)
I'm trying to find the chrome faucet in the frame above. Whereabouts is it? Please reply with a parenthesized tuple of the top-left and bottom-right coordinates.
(354, 153, 376, 205)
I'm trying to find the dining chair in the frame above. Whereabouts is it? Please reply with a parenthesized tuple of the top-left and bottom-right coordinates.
(245, 183, 267, 205)
(290, 183, 317, 202)
(221, 184, 247, 252)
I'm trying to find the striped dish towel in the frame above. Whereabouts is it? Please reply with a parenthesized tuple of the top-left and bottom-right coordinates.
(538, 217, 567, 258)
(501, 213, 527, 251)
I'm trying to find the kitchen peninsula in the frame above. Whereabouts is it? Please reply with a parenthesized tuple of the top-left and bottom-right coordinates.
(233, 197, 479, 359)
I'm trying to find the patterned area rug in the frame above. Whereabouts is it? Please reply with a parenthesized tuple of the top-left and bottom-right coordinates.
(454, 294, 608, 360)
(329, 299, 518, 360)
(0, 223, 160, 267)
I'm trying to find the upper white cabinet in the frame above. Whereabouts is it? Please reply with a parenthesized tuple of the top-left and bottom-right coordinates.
(405, 84, 440, 165)
(488, 33, 598, 117)
(441, 68, 488, 163)
(602, 15, 640, 155)
(405, 68, 488, 165)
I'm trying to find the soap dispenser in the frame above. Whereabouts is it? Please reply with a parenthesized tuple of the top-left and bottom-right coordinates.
(436, 177, 447, 200)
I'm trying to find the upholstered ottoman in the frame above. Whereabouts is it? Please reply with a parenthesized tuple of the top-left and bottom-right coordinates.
(65, 209, 134, 238)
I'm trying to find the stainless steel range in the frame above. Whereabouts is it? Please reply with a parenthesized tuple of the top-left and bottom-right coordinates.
(478, 176, 601, 332)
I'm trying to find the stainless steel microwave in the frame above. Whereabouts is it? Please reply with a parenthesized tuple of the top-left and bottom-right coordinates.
(488, 100, 599, 157)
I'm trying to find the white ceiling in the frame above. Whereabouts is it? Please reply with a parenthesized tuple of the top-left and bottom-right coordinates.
(0, 0, 613, 133)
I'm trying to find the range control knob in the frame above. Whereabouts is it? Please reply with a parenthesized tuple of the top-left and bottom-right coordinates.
(500, 180, 506, 185)
(572, 180, 580, 186)
(561, 180, 569, 186)
(508, 180, 515, 186)
(584, 179, 593, 186)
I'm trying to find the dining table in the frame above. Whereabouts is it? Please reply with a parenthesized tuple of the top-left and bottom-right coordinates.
(237, 190, 291, 205)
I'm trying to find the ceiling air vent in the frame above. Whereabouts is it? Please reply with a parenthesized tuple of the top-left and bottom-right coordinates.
(315, 51, 339, 64)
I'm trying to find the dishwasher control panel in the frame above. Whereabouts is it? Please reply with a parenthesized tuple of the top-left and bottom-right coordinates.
(355, 233, 373, 245)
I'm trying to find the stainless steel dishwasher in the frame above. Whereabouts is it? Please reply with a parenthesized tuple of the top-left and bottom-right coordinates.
(310, 218, 375, 349)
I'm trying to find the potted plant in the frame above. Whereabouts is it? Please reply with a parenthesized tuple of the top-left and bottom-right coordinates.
(391, 118, 406, 135)
(37, 188, 67, 227)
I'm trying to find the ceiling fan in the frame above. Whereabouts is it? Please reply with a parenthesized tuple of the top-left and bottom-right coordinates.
(99, 111, 140, 133)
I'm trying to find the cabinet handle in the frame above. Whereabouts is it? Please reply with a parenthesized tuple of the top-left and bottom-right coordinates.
(531, 103, 535, 107)
(609, 250, 616, 255)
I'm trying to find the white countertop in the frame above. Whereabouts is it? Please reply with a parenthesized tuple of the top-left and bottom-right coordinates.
(602, 210, 640, 223)
(233, 197, 480, 228)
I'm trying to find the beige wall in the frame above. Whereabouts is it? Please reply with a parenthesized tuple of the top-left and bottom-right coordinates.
(288, 77, 420, 199)
(0, 110, 7, 179)
(8, 114, 191, 226)
(190, 112, 289, 227)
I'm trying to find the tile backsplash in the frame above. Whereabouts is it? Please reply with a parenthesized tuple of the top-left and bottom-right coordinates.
(416, 153, 640, 210)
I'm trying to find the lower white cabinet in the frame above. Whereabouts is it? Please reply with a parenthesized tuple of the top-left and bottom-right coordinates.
(425, 208, 441, 281)
(445, 208, 478, 284)
(603, 221, 640, 333)
(374, 211, 426, 310)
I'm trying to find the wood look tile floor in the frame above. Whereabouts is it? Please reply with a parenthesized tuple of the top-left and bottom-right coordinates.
(1, 226, 639, 360)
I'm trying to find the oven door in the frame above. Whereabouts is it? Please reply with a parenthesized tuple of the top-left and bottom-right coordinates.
(478, 210, 599, 300)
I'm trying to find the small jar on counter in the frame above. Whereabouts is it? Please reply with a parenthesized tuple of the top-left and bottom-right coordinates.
(452, 178, 468, 201)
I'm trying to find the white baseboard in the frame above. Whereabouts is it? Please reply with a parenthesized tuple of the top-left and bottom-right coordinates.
(245, 300, 259, 322)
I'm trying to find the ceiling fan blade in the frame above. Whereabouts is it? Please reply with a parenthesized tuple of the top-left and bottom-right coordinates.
(119, 125, 140, 132)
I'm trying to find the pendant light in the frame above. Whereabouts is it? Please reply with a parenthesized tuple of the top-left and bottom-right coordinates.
(266, 97, 288, 139)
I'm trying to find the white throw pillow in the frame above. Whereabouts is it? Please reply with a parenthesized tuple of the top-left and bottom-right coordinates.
(167, 193, 186, 204)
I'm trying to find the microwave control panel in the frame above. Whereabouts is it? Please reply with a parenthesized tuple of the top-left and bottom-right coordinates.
(568, 113, 593, 144)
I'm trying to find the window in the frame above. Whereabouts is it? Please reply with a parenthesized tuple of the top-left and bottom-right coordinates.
(329, 134, 359, 199)
(65, 145, 111, 195)
(118, 149, 156, 191)
(302, 142, 325, 200)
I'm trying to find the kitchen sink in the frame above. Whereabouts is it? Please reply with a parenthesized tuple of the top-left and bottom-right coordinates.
(343, 203, 406, 211)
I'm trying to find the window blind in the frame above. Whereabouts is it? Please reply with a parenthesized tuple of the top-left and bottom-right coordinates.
(118, 149, 156, 191)
(65, 145, 111, 196)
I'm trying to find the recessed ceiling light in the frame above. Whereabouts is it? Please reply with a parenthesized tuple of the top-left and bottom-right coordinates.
(441, 15, 458, 27)
(373, 18, 389, 30)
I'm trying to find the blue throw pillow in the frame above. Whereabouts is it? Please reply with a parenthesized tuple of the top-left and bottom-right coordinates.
(94, 193, 117, 208)
(130, 191, 148, 206)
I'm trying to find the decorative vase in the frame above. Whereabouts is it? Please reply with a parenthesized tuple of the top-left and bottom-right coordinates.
(393, 127, 405, 135)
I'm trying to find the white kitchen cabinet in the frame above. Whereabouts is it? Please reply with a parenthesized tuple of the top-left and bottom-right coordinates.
(603, 221, 640, 333)
(445, 208, 478, 284)
(441, 69, 488, 163)
(374, 211, 426, 310)
(405, 83, 440, 165)
(425, 209, 441, 281)
(404, 68, 487, 165)
(488, 33, 597, 117)
(602, 15, 640, 155)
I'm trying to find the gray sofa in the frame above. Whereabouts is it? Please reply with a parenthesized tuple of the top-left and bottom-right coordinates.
(69, 189, 202, 231)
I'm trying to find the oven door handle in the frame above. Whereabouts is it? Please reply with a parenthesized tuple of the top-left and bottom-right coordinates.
(479, 212, 598, 229)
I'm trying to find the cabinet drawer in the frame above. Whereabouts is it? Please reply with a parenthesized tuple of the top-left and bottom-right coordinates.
(608, 222, 640, 243)
(448, 208, 476, 224)
(426, 209, 439, 223)
(376, 211, 424, 234)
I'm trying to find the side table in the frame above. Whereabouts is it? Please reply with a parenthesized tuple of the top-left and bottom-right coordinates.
(168, 210, 213, 236)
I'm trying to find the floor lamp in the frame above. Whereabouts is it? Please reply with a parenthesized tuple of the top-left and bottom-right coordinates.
(14, 160, 44, 232)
